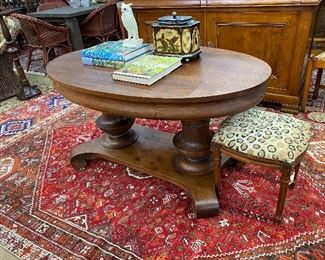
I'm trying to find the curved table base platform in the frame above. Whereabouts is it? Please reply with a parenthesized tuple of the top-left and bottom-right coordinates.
(70, 124, 219, 218)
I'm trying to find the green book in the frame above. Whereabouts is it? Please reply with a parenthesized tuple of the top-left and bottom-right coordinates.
(112, 55, 182, 85)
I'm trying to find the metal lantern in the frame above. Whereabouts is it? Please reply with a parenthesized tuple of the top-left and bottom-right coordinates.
(151, 12, 201, 61)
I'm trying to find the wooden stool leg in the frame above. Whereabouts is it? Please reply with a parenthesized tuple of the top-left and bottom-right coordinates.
(301, 58, 314, 112)
(214, 146, 222, 194)
(275, 166, 292, 222)
(289, 162, 301, 189)
(313, 68, 323, 99)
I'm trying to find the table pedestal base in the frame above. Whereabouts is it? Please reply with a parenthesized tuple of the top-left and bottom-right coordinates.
(70, 124, 219, 218)
(173, 119, 215, 175)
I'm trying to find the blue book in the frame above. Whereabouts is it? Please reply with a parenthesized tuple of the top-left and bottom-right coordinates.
(81, 40, 151, 62)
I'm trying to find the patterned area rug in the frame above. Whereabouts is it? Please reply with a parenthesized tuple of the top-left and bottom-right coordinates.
(0, 75, 324, 259)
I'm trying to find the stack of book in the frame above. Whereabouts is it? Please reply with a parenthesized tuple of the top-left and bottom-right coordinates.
(81, 40, 151, 69)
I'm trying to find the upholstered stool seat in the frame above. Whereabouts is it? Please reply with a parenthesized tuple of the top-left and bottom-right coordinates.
(211, 107, 311, 222)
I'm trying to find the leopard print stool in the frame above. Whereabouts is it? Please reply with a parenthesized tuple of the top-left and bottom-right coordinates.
(210, 107, 311, 222)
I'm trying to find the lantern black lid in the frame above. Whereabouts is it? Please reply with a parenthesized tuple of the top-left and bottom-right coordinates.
(158, 12, 193, 25)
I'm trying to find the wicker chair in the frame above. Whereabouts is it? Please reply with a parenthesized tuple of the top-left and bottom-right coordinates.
(0, 0, 36, 13)
(11, 13, 71, 71)
(37, 0, 68, 11)
(0, 15, 21, 100)
(80, 0, 119, 43)
(116, 0, 125, 39)
(39, 0, 68, 4)
(301, 3, 325, 112)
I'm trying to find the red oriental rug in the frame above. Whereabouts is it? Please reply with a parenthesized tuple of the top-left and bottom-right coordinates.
(0, 86, 324, 259)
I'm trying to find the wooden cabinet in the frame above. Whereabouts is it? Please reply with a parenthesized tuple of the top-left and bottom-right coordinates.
(129, 0, 321, 113)
(206, 9, 313, 111)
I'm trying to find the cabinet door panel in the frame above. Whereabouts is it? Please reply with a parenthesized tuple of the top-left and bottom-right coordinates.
(207, 12, 299, 93)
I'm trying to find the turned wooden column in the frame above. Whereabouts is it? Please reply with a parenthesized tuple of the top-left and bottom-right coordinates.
(173, 119, 215, 175)
(96, 113, 138, 148)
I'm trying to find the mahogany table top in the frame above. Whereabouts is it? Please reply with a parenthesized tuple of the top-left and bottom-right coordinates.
(47, 47, 271, 119)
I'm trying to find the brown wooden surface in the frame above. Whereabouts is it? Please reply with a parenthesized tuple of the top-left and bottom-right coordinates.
(130, 0, 322, 113)
(47, 47, 271, 218)
(47, 47, 271, 120)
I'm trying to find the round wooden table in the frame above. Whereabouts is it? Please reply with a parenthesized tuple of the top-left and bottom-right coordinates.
(47, 47, 271, 218)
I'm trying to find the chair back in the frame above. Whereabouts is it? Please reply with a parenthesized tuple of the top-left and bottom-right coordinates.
(80, 0, 118, 42)
(37, 0, 67, 11)
(11, 13, 49, 47)
(39, 0, 68, 3)
(116, 0, 125, 39)
(315, 2, 325, 37)
(311, 3, 325, 53)
(1, 0, 37, 13)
